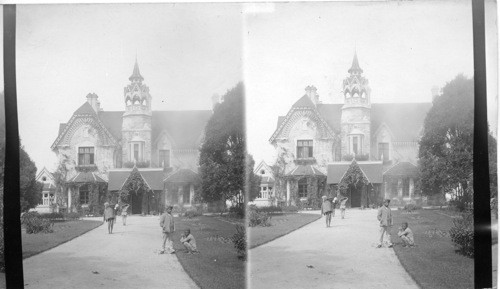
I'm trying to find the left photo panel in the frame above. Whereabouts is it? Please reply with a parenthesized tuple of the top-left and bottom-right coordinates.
(13, 4, 245, 289)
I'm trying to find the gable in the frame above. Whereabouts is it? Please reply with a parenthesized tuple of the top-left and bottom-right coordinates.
(269, 107, 335, 143)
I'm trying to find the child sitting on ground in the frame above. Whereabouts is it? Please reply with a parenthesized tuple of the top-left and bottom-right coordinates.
(397, 222, 415, 247)
(180, 229, 199, 254)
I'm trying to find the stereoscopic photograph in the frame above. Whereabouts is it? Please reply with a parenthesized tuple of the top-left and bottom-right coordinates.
(0, 1, 498, 289)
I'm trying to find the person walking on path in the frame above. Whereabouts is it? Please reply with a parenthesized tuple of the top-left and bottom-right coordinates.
(160, 206, 175, 254)
(121, 203, 130, 226)
(340, 197, 348, 219)
(103, 202, 116, 234)
(377, 199, 393, 248)
(321, 196, 333, 227)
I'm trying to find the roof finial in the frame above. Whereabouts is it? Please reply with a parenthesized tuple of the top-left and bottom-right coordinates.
(348, 48, 363, 75)
(129, 55, 144, 82)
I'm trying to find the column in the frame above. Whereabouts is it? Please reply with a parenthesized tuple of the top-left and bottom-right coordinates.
(286, 180, 291, 206)
(409, 178, 415, 199)
(397, 178, 403, 198)
(68, 187, 72, 213)
(189, 184, 194, 205)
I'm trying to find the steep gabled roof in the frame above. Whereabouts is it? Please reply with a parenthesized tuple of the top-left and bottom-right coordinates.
(292, 95, 316, 108)
(287, 165, 325, 177)
(74, 102, 97, 115)
(164, 168, 200, 183)
(383, 161, 419, 177)
(316, 103, 343, 132)
(97, 111, 124, 140)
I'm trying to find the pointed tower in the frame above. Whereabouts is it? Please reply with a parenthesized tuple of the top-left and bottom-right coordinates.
(122, 60, 152, 166)
(340, 52, 371, 159)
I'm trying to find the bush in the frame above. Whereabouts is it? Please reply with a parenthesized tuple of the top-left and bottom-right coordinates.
(248, 210, 271, 227)
(449, 212, 474, 257)
(231, 224, 246, 259)
(229, 205, 245, 218)
(255, 206, 282, 214)
(403, 203, 422, 213)
(21, 212, 54, 234)
(184, 210, 202, 219)
(40, 212, 65, 221)
(63, 212, 81, 220)
(281, 205, 299, 213)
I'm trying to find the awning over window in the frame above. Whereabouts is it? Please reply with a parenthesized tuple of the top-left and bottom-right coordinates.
(164, 168, 200, 184)
(67, 172, 106, 184)
(108, 168, 164, 191)
(327, 161, 383, 184)
(286, 165, 325, 177)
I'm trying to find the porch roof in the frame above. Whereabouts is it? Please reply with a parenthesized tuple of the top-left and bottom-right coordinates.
(260, 176, 275, 184)
(67, 172, 106, 184)
(383, 162, 419, 177)
(327, 162, 383, 184)
(286, 165, 325, 177)
(164, 168, 200, 183)
(108, 168, 164, 191)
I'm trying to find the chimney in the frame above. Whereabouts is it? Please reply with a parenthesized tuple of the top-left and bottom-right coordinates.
(305, 85, 318, 106)
(86, 93, 100, 112)
(431, 86, 440, 102)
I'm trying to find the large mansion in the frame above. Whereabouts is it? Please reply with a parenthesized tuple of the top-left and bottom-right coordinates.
(263, 53, 432, 208)
(41, 61, 213, 214)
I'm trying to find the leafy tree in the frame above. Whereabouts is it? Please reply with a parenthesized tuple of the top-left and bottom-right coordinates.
(247, 154, 261, 202)
(271, 147, 293, 204)
(199, 83, 245, 206)
(120, 167, 155, 214)
(20, 144, 43, 212)
(418, 74, 497, 208)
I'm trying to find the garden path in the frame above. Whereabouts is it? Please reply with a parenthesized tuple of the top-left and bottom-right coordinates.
(23, 215, 198, 289)
(249, 209, 419, 289)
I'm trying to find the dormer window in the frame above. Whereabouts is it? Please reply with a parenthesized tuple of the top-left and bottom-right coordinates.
(297, 140, 313, 159)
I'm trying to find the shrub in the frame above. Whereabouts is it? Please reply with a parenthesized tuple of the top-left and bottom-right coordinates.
(21, 212, 53, 234)
(248, 210, 271, 227)
(231, 224, 246, 259)
(255, 206, 282, 214)
(184, 210, 202, 219)
(449, 212, 474, 257)
(403, 203, 422, 213)
(40, 212, 64, 221)
(63, 212, 81, 220)
(281, 205, 299, 213)
(229, 205, 245, 218)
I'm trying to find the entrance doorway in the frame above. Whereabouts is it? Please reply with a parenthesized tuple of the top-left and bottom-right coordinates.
(130, 192, 142, 214)
(350, 185, 362, 208)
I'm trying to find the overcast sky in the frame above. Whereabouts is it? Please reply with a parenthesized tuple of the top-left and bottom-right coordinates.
(245, 0, 498, 165)
(14, 4, 243, 171)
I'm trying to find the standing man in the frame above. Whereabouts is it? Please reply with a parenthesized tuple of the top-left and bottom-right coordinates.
(377, 199, 393, 248)
(340, 197, 349, 219)
(321, 196, 333, 227)
(160, 206, 175, 254)
(121, 203, 130, 226)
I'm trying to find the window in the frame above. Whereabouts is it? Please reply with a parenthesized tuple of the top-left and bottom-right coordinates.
(260, 170, 265, 175)
(183, 185, 190, 204)
(41, 193, 49, 205)
(349, 135, 363, 155)
(79, 185, 90, 205)
(78, 147, 94, 165)
(159, 150, 171, 168)
(42, 176, 47, 182)
(129, 142, 144, 162)
(403, 178, 410, 197)
(297, 140, 313, 159)
(378, 143, 389, 162)
(298, 178, 308, 198)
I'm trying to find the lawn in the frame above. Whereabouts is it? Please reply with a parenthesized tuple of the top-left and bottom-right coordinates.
(391, 209, 473, 289)
(249, 213, 321, 249)
(173, 215, 245, 289)
(22, 220, 102, 259)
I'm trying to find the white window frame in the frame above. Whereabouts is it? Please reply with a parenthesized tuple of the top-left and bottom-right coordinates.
(349, 135, 363, 155)
(129, 141, 145, 162)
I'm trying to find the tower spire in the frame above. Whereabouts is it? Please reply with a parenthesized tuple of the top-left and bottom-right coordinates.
(348, 50, 363, 74)
(129, 58, 144, 82)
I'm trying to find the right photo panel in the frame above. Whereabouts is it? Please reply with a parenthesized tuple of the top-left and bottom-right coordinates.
(245, 1, 498, 289)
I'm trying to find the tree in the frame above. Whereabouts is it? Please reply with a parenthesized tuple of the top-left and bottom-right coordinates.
(418, 74, 497, 208)
(20, 144, 43, 212)
(247, 154, 261, 202)
(199, 83, 245, 207)
(271, 147, 293, 204)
